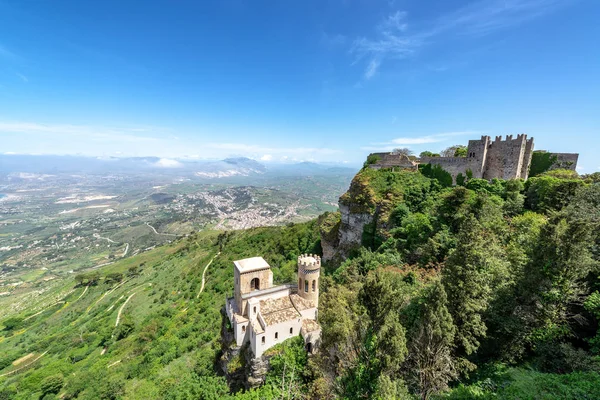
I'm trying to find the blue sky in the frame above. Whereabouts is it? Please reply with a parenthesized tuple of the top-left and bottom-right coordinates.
(0, 0, 598, 170)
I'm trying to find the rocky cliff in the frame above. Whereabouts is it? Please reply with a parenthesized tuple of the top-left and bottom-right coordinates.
(320, 167, 435, 262)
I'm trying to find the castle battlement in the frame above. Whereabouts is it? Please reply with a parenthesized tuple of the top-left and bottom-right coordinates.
(369, 134, 578, 183)
(298, 254, 321, 269)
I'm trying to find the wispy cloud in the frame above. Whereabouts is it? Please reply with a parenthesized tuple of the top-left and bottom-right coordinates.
(0, 121, 162, 143)
(16, 73, 28, 83)
(361, 131, 482, 151)
(321, 32, 347, 47)
(364, 59, 381, 80)
(352, 0, 570, 79)
(0, 44, 17, 60)
(0, 120, 343, 161)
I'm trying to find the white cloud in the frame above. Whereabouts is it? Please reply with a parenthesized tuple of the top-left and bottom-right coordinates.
(365, 59, 381, 80)
(155, 158, 183, 168)
(260, 154, 273, 161)
(0, 121, 162, 143)
(16, 73, 28, 83)
(362, 131, 482, 151)
(351, 0, 570, 79)
(0, 120, 344, 162)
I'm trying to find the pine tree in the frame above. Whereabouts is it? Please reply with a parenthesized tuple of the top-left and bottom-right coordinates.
(410, 281, 457, 400)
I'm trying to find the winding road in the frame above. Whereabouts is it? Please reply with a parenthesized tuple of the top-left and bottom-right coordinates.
(146, 222, 177, 237)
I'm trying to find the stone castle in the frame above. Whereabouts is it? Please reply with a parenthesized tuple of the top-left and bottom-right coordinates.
(225, 254, 321, 358)
(369, 134, 579, 182)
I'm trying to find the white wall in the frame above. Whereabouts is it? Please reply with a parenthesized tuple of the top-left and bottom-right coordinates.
(252, 318, 303, 358)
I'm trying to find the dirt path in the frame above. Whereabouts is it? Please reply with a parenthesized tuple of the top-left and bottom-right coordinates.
(93, 233, 117, 244)
(115, 293, 136, 327)
(122, 243, 129, 257)
(74, 285, 89, 302)
(196, 252, 220, 299)
(0, 351, 48, 377)
(146, 222, 177, 237)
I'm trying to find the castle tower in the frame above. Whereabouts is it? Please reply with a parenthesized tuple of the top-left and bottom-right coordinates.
(297, 254, 321, 307)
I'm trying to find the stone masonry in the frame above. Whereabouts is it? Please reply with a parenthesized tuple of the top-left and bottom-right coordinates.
(369, 134, 579, 183)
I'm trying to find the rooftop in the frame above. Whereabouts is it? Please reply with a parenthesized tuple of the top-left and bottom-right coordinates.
(301, 319, 321, 334)
(241, 284, 295, 300)
(290, 294, 315, 311)
(260, 296, 302, 326)
(234, 256, 271, 273)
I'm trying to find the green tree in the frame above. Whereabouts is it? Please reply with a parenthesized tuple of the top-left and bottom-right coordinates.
(442, 217, 494, 359)
(40, 374, 64, 395)
(409, 281, 457, 400)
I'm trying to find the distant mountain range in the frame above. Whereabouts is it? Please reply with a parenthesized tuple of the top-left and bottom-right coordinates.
(0, 154, 356, 179)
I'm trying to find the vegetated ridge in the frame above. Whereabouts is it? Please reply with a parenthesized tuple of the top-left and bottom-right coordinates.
(1, 162, 600, 399)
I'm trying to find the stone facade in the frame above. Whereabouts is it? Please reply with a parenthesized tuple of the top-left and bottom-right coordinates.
(366, 134, 578, 183)
(549, 153, 579, 172)
(368, 153, 419, 171)
(226, 255, 321, 358)
(420, 134, 535, 182)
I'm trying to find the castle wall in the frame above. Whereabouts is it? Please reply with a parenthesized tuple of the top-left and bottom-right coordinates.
(466, 136, 489, 177)
(252, 319, 303, 358)
(520, 138, 535, 179)
(420, 156, 481, 182)
(549, 153, 579, 171)
(369, 153, 418, 171)
(483, 135, 528, 180)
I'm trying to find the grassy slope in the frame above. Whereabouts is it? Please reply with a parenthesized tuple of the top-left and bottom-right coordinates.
(0, 221, 320, 399)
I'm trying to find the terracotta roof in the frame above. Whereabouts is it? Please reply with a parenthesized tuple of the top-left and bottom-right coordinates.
(259, 296, 301, 326)
(260, 296, 294, 314)
(289, 294, 315, 311)
(263, 308, 301, 326)
(301, 319, 321, 334)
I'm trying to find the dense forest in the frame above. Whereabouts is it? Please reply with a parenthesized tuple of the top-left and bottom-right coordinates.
(1, 167, 600, 399)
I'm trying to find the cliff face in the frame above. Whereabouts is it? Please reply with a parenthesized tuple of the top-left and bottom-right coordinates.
(320, 167, 434, 263)
(322, 204, 373, 262)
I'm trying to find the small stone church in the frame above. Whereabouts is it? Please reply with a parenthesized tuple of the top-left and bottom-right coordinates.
(225, 254, 321, 358)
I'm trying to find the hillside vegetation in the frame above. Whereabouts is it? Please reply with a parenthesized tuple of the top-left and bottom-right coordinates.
(1, 167, 600, 399)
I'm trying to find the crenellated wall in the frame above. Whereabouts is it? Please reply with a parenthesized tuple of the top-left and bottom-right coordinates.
(367, 134, 578, 183)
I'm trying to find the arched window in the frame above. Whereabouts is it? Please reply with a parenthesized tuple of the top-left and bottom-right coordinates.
(289, 327, 293, 335)
(298, 277, 302, 290)
(304, 280, 309, 293)
(253, 306, 256, 314)
(262, 336, 265, 344)
(242, 325, 246, 333)
(250, 277, 260, 291)
(312, 280, 316, 292)
(275, 332, 279, 339)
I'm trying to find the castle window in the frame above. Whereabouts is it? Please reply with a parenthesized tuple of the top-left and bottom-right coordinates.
(253, 306, 256, 314)
(275, 332, 279, 339)
(304, 280, 309, 293)
(242, 325, 246, 333)
(289, 327, 293, 335)
(250, 277, 260, 291)
(299, 278, 302, 290)
(262, 336, 265, 344)
(312, 280, 316, 292)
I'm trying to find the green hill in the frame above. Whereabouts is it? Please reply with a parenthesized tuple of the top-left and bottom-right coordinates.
(2, 166, 600, 400)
